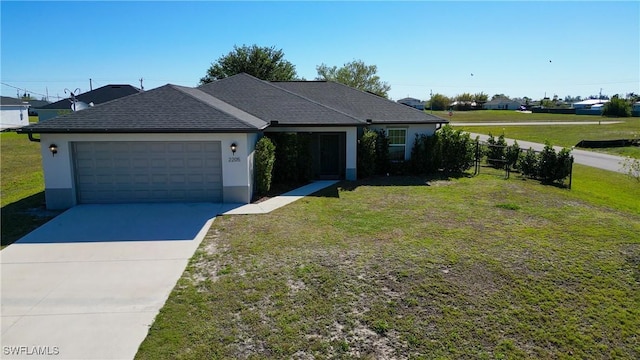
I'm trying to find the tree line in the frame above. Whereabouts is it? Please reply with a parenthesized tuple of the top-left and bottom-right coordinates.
(199, 44, 390, 98)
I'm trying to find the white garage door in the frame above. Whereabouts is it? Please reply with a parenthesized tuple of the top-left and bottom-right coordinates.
(73, 141, 222, 204)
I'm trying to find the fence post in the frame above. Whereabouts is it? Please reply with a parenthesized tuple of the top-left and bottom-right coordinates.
(568, 156, 574, 189)
(475, 140, 480, 175)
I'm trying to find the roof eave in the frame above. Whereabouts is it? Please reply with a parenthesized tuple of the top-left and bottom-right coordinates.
(16, 128, 264, 134)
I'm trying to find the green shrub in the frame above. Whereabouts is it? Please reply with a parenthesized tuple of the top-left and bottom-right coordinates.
(486, 133, 507, 168)
(519, 148, 539, 178)
(295, 133, 313, 182)
(358, 129, 378, 178)
(518, 142, 573, 185)
(254, 137, 276, 195)
(439, 125, 475, 174)
(374, 129, 390, 175)
(554, 147, 573, 182)
(505, 140, 521, 170)
(538, 142, 557, 183)
(268, 133, 313, 184)
(410, 134, 427, 174)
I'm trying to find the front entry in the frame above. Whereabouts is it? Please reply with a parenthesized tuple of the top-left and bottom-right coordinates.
(315, 133, 345, 180)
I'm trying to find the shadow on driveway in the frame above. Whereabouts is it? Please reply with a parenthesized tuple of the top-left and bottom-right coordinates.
(16, 203, 221, 244)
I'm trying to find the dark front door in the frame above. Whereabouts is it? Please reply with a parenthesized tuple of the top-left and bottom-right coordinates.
(319, 134, 341, 179)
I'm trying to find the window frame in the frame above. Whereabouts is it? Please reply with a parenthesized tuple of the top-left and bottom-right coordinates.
(387, 128, 407, 162)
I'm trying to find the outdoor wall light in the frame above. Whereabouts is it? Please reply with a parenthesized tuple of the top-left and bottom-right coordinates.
(230, 142, 237, 155)
(49, 144, 58, 157)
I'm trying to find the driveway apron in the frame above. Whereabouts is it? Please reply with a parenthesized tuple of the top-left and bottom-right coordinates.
(1, 203, 220, 360)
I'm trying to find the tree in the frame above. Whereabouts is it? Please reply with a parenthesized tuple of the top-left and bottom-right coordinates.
(200, 44, 297, 84)
(603, 95, 631, 117)
(315, 60, 390, 98)
(428, 93, 450, 111)
(474, 92, 488, 103)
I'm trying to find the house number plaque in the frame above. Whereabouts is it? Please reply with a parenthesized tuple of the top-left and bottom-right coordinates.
(228, 157, 241, 163)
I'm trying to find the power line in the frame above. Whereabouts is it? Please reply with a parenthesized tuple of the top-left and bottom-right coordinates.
(0, 82, 63, 100)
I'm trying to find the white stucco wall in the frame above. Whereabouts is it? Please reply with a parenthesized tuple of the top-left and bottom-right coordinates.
(0, 105, 30, 128)
(38, 132, 256, 208)
(370, 123, 438, 161)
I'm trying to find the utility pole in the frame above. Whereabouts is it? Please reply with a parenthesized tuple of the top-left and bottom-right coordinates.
(430, 89, 433, 114)
(90, 78, 93, 91)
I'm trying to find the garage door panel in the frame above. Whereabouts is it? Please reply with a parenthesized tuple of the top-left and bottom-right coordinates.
(73, 141, 222, 203)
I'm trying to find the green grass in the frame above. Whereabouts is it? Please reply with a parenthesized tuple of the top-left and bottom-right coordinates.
(442, 110, 640, 158)
(436, 109, 606, 123)
(136, 171, 640, 359)
(0, 132, 57, 247)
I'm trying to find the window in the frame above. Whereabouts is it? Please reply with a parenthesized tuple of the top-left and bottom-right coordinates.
(387, 128, 406, 161)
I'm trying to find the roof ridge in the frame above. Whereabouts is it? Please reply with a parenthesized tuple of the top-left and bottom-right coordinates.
(170, 84, 268, 130)
(244, 75, 363, 123)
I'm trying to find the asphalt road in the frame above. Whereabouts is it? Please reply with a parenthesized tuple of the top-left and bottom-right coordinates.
(469, 133, 628, 174)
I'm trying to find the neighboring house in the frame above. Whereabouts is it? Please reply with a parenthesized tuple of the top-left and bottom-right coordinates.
(23, 99, 50, 116)
(0, 96, 30, 130)
(35, 84, 142, 121)
(483, 96, 522, 110)
(632, 101, 640, 117)
(397, 97, 425, 110)
(17, 73, 447, 210)
(572, 99, 609, 110)
(574, 99, 609, 115)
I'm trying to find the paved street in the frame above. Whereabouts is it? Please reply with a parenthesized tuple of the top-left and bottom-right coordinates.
(469, 133, 628, 174)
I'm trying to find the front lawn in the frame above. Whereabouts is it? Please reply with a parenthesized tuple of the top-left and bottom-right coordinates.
(136, 169, 640, 359)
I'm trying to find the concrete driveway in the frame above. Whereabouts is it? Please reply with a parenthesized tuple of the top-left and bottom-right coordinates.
(1, 203, 220, 360)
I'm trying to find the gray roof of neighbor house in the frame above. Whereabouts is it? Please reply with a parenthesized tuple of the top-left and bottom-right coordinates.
(17, 85, 269, 134)
(37, 84, 141, 110)
(26, 100, 51, 108)
(198, 73, 363, 126)
(0, 96, 30, 107)
(272, 81, 446, 124)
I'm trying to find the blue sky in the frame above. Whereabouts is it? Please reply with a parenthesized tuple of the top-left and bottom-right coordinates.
(1, 1, 638, 102)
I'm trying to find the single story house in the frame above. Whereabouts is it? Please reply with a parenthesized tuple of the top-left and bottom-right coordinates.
(483, 96, 522, 110)
(572, 99, 609, 110)
(397, 97, 425, 110)
(17, 73, 447, 210)
(35, 84, 142, 121)
(0, 96, 30, 130)
(24, 99, 50, 115)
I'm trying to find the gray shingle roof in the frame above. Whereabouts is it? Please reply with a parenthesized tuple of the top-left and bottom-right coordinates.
(271, 81, 447, 124)
(37, 85, 141, 110)
(198, 73, 363, 126)
(1, 96, 30, 107)
(17, 73, 448, 134)
(17, 85, 268, 133)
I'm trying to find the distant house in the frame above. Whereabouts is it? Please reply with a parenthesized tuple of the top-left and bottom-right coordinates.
(35, 84, 142, 121)
(572, 99, 609, 110)
(0, 96, 30, 130)
(24, 99, 50, 116)
(397, 97, 425, 110)
(483, 96, 522, 110)
(449, 100, 478, 111)
(633, 102, 640, 117)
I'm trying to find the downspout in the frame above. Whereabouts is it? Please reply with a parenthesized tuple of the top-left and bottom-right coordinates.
(27, 132, 41, 142)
